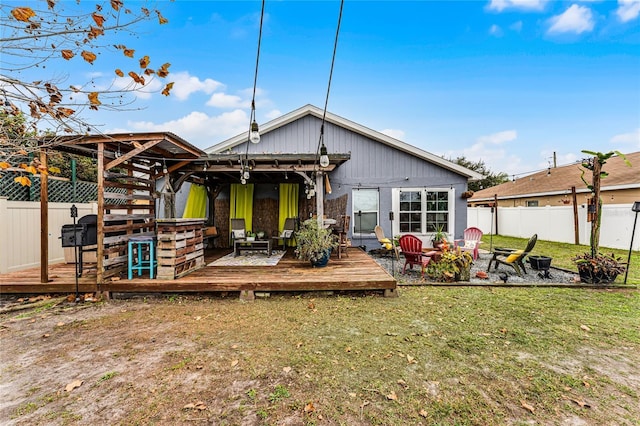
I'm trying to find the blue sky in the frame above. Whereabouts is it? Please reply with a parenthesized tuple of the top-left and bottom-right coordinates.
(28, 0, 640, 177)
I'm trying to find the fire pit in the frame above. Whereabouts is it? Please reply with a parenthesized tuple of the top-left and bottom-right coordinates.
(529, 255, 553, 279)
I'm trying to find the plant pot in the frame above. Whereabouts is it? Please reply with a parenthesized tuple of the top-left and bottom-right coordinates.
(578, 267, 619, 284)
(529, 256, 552, 270)
(310, 250, 331, 268)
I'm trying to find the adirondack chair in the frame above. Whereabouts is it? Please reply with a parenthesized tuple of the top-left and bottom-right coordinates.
(399, 234, 431, 278)
(454, 227, 483, 260)
(487, 234, 538, 277)
(374, 225, 399, 259)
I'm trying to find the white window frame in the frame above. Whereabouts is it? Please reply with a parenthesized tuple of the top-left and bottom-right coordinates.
(352, 188, 379, 236)
(391, 187, 455, 240)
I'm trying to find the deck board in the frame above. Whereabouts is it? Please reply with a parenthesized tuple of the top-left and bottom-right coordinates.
(0, 248, 396, 294)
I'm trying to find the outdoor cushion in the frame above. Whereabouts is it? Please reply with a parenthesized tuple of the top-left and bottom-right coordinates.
(464, 240, 476, 249)
(281, 230, 293, 238)
(233, 229, 245, 239)
(380, 237, 392, 250)
(505, 249, 524, 262)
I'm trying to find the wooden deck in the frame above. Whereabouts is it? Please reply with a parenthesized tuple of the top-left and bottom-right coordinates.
(0, 248, 397, 298)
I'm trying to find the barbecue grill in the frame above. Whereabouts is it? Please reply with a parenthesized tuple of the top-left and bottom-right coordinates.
(60, 214, 97, 276)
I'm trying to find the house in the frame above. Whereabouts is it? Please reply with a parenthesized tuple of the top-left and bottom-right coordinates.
(200, 104, 483, 250)
(468, 151, 639, 208)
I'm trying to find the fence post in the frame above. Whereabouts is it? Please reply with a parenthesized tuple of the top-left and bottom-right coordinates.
(0, 197, 7, 274)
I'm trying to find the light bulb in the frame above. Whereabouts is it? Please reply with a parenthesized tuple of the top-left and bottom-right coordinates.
(240, 178, 246, 185)
(243, 170, 250, 180)
(249, 120, 260, 144)
(319, 145, 329, 167)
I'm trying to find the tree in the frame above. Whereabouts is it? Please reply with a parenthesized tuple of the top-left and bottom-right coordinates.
(1, 0, 174, 184)
(580, 150, 631, 257)
(451, 156, 510, 192)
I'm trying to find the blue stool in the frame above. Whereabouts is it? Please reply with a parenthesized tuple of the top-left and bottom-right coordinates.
(128, 236, 157, 279)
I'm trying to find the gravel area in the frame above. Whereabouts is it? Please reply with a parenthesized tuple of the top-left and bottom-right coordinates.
(372, 250, 580, 285)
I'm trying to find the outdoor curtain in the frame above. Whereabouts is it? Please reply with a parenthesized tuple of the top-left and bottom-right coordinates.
(279, 183, 299, 246)
(230, 183, 254, 231)
(182, 183, 207, 218)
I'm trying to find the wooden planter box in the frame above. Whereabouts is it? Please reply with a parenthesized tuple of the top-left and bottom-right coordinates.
(156, 219, 205, 280)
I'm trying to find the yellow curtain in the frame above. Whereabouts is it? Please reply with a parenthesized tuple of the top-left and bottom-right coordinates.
(230, 183, 254, 230)
(182, 184, 207, 218)
(279, 183, 299, 246)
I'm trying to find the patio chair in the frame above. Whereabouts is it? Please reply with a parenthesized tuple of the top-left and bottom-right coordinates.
(230, 218, 246, 246)
(487, 233, 538, 277)
(454, 226, 483, 260)
(374, 225, 399, 259)
(337, 215, 350, 259)
(272, 217, 297, 250)
(398, 234, 431, 278)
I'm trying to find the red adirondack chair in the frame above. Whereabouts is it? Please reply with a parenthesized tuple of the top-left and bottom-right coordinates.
(399, 234, 431, 278)
(454, 226, 483, 260)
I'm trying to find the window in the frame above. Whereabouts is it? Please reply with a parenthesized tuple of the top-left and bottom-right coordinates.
(526, 200, 539, 207)
(393, 188, 454, 235)
(352, 188, 379, 234)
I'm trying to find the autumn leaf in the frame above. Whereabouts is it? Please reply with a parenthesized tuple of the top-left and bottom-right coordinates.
(0, 162, 10, 169)
(61, 50, 74, 60)
(128, 71, 145, 85)
(520, 400, 535, 413)
(139, 55, 150, 69)
(81, 51, 97, 64)
(143, 68, 155, 76)
(48, 166, 61, 174)
(115, 69, 124, 77)
(56, 107, 75, 118)
(46, 0, 55, 10)
(161, 82, 174, 96)
(157, 62, 171, 78)
(24, 165, 37, 174)
(183, 401, 207, 411)
(110, 0, 123, 11)
(65, 379, 83, 392)
(123, 48, 135, 58)
(580, 324, 591, 332)
(156, 10, 169, 24)
(11, 7, 36, 22)
(19, 163, 28, 170)
(87, 26, 104, 40)
(386, 390, 398, 401)
(230, 359, 239, 367)
(419, 409, 428, 418)
(88, 92, 101, 106)
(92, 12, 105, 27)
(304, 401, 315, 414)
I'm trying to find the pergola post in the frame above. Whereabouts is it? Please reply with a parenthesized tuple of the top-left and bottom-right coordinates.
(96, 143, 105, 287)
(39, 148, 48, 283)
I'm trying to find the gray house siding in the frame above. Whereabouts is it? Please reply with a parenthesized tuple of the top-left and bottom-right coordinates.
(216, 113, 470, 251)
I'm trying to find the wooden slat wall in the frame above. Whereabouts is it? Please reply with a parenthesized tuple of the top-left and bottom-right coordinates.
(101, 161, 156, 280)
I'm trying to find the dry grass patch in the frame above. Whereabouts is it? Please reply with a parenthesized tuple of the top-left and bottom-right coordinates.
(1, 288, 638, 425)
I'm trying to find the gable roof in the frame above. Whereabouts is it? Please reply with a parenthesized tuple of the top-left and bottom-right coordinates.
(205, 104, 483, 181)
(470, 151, 639, 201)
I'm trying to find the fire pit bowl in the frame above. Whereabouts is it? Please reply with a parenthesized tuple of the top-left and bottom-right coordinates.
(529, 256, 552, 271)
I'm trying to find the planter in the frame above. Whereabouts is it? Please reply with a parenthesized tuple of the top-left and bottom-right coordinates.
(578, 267, 619, 284)
(310, 250, 331, 268)
(529, 256, 552, 270)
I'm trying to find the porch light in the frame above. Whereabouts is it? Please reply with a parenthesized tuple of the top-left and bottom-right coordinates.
(249, 120, 260, 144)
(243, 169, 250, 180)
(319, 144, 330, 168)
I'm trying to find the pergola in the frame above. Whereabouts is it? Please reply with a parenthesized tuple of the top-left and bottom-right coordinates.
(38, 132, 350, 287)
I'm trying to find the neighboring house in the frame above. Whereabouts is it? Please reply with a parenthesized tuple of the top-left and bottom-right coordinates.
(204, 104, 482, 250)
(468, 151, 639, 208)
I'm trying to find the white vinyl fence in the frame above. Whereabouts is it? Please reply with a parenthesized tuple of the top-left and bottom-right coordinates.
(0, 198, 97, 274)
(467, 204, 640, 251)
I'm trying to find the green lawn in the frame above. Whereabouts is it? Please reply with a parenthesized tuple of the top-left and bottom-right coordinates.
(481, 234, 639, 285)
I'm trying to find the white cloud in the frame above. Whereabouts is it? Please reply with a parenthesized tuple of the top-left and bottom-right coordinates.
(547, 4, 594, 34)
(478, 130, 518, 145)
(489, 24, 504, 36)
(170, 72, 224, 101)
(616, 0, 640, 22)
(610, 128, 640, 148)
(486, 0, 546, 12)
(510, 21, 523, 31)
(206, 92, 247, 108)
(265, 109, 282, 120)
(110, 109, 250, 148)
(380, 129, 405, 140)
(444, 130, 523, 175)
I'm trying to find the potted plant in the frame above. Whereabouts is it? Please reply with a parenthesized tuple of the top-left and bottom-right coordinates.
(572, 150, 630, 283)
(431, 224, 448, 249)
(573, 252, 626, 284)
(425, 247, 473, 282)
(295, 219, 339, 267)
